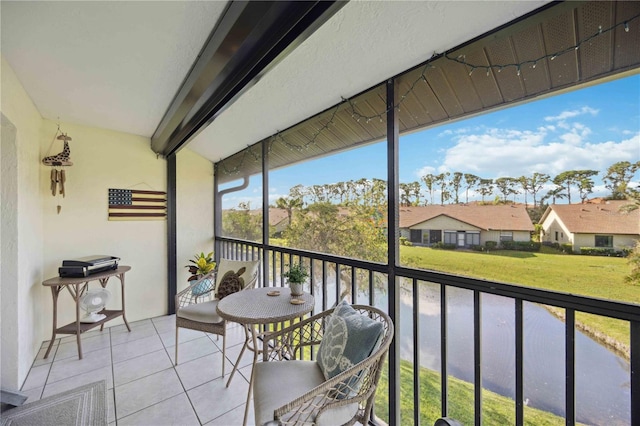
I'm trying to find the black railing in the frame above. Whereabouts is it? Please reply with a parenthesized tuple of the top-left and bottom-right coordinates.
(216, 236, 640, 426)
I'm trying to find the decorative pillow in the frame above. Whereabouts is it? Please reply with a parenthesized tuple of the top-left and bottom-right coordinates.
(214, 259, 259, 299)
(191, 276, 214, 297)
(317, 300, 384, 385)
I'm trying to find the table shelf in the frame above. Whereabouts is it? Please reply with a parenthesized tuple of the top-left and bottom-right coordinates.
(55, 310, 124, 334)
(42, 266, 131, 359)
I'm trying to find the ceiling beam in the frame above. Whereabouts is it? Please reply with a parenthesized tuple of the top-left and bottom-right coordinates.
(151, 0, 346, 157)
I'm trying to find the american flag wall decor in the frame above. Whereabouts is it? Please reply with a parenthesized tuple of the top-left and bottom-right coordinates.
(108, 189, 167, 221)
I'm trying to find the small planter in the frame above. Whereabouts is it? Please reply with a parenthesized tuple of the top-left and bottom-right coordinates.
(289, 281, 304, 297)
(283, 263, 309, 298)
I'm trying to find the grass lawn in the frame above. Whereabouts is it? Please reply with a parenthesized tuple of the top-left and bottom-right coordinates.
(400, 245, 637, 348)
(375, 360, 574, 426)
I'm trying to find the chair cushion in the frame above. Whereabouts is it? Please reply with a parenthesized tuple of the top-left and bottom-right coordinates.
(191, 276, 214, 297)
(177, 300, 223, 324)
(317, 300, 384, 382)
(253, 360, 357, 426)
(214, 259, 259, 299)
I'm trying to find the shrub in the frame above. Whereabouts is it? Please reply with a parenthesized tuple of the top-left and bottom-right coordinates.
(433, 242, 456, 250)
(626, 241, 640, 285)
(501, 241, 515, 250)
(470, 244, 484, 252)
(580, 247, 624, 257)
(560, 243, 573, 254)
(485, 241, 498, 250)
(499, 240, 541, 252)
(399, 237, 413, 246)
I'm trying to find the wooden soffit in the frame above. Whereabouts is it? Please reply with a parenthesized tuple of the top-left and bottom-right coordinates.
(217, 1, 640, 184)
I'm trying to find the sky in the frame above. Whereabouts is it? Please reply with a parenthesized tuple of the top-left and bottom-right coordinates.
(222, 74, 640, 208)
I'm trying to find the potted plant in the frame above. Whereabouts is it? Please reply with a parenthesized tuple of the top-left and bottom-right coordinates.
(186, 251, 216, 281)
(282, 262, 309, 296)
(186, 252, 216, 296)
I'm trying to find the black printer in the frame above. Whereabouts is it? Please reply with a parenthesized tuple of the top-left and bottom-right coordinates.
(58, 255, 120, 277)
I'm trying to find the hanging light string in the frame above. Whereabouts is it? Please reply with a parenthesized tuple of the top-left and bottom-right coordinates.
(446, 12, 640, 77)
(273, 103, 342, 152)
(219, 12, 638, 175)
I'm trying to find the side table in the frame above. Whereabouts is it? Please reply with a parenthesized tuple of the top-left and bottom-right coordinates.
(42, 265, 132, 359)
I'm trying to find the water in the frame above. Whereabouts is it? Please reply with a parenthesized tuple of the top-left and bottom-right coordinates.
(309, 275, 630, 425)
(397, 284, 630, 425)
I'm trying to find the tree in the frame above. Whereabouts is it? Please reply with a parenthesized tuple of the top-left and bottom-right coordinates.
(530, 172, 550, 208)
(518, 176, 531, 206)
(421, 174, 436, 205)
(399, 182, 420, 206)
(283, 202, 386, 263)
(542, 185, 566, 205)
(604, 161, 640, 200)
(222, 202, 262, 241)
(289, 184, 307, 207)
(553, 170, 583, 204)
(275, 195, 303, 227)
(408, 181, 421, 206)
(450, 172, 463, 204)
(463, 173, 480, 204)
(369, 178, 388, 207)
(435, 172, 450, 205)
(495, 177, 519, 202)
(477, 178, 494, 203)
(573, 170, 599, 203)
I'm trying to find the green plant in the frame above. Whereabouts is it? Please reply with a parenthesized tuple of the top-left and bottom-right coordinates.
(282, 262, 309, 284)
(186, 251, 216, 281)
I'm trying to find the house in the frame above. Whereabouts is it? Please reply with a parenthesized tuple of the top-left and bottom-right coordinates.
(2, 1, 640, 424)
(399, 204, 534, 247)
(539, 200, 640, 252)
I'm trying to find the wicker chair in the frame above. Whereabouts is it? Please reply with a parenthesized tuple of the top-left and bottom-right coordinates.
(253, 304, 394, 426)
(174, 258, 259, 374)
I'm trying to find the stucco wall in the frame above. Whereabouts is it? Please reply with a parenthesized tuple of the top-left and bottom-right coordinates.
(40, 119, 167, 327)
(483, 230, 532, 244)
(540, 214, 571, 245)
(1, 56, 215, 391)
(176, 148, 214, 294)
(1, 56, 45, 389)
(413, 216, 480, 231)
(573, 233, 639, 252)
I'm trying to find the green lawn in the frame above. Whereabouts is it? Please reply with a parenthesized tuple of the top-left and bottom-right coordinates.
(400, 245, 636, 349)
(375, 360, 574, 426)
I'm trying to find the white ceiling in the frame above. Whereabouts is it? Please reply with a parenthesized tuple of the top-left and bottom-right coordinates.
(2, 0, 548, 163)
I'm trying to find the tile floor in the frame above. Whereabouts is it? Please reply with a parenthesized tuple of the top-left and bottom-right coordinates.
(21, 315, 259, 425)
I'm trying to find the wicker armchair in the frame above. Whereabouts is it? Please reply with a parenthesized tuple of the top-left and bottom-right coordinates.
(253, 304, 394, 426)
(174, 258, 259, 374)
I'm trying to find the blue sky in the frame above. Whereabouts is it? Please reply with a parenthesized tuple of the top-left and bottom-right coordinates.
(223, 74, 640, 208)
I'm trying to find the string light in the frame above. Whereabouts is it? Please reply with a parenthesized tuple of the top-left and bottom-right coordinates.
(219, 11, 639, 176)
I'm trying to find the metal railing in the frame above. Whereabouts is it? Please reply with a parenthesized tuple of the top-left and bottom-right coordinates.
(216, 236, 640, 426)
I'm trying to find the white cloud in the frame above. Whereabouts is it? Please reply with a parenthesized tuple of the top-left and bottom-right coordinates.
(440, 128, 639, 179)
(544, 106, 599, 122)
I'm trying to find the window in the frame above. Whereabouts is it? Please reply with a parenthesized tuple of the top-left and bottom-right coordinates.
(555, 231, 559, 241)
(466, 232, 480, 246)
(500, 231, 513, 242)
(595, 235, 613, 248)
(444, 231, 457, 245)
(410, 229, 422, 243)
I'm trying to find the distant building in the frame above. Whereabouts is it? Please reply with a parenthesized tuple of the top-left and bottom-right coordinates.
(539, 200, 640, 252)
(399, 204, 534, 247)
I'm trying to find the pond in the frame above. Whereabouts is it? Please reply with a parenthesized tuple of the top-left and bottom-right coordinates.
(308, 274, 630, 425)
(395, 283, 630, 425)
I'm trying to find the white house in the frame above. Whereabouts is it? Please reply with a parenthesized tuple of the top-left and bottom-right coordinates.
(399, 204, 534, 247)
(539, 200, 640, 252)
